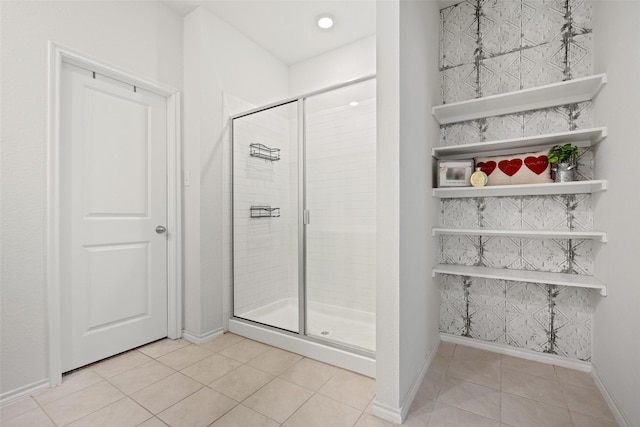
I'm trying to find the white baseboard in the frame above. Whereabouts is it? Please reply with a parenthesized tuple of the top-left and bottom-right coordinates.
(440, 333, 592, 372)
(182, 327, 223, 344)
(399, 338, 440, 421)
(372, 338, 440, 424)
(591, 363, 632, 427)
(371, 400, 403, 424)
(0, 378, 50, 407)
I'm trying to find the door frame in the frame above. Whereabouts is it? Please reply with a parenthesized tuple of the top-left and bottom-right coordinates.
(46, 41, 182, 386)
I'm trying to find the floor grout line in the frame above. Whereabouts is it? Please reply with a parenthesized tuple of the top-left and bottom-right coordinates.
(6, 336, 617, 427)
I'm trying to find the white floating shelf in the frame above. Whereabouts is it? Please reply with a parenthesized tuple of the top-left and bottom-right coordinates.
(432, 228, 607, 243)
(432, 74, 607, 125)
(432, 127, 607, 160)
(433, 179, 608, 198)
(432, 264, 607, 296)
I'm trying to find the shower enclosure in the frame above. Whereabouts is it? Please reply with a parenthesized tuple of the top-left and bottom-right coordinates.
(231, 77, 376, 354)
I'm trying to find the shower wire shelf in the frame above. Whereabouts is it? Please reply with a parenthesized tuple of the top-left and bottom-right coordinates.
(250, 143, 280, 162)
(250, 206, 280, 218)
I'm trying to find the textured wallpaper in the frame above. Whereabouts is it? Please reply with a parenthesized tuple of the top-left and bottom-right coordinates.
(438, 0, 595, 361)
(440, 0, 593, 102)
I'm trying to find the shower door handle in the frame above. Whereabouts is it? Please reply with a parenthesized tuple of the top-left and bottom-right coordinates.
(303, 210, 310, 225)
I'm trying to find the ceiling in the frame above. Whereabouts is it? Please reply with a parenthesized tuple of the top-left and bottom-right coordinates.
(163, 0, 377, 65)
(163, 0, 458, 65)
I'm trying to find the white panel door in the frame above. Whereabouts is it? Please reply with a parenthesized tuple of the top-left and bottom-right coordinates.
(60, 63, 168, 372)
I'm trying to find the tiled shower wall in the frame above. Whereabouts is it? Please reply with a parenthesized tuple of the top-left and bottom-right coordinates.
(305, 99, 377, 313)
(229, 95, 376, 316)
(438, 0, 596, 360)
(232, 104, 295, 315)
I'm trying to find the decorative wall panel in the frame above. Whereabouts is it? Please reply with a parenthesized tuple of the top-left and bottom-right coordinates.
(442, 64, 478, 104)
(439, 195, 595, 275)
(481, 0, 522, 57)
(438, 0, 595, 361)
(440, 101, 594, 146)
(440, 0, 478, 69)
(440, 0, 594, 102)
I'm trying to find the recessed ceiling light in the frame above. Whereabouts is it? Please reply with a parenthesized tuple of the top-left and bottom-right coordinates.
(317, 16, 334, 29)
(349, 101, 359, 107)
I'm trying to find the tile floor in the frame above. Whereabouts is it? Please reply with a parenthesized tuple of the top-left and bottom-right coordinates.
(0, 334, 618, 427)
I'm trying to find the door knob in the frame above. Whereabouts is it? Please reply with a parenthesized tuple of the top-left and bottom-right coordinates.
(156, 225, 167, 234)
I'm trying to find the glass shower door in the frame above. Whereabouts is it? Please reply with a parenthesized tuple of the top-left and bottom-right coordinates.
(304, 79, 377, 352)
(232, 101, 300, 333)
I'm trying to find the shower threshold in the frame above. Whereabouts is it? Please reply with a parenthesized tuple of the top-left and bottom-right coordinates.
(229, 316, 376, 378)
(236, 298, 376, 353)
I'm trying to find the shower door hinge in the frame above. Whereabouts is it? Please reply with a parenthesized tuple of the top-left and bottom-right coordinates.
(303, 210, 310, 225)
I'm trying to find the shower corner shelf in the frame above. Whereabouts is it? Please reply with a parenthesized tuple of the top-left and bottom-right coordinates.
(250, 143, 280, 162)
(250, 206, 280, 218)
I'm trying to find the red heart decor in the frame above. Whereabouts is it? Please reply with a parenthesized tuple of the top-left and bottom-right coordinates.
(476, 161, 496, 176)
(498, 159, 523, 177)
(524, 155, 549, 175)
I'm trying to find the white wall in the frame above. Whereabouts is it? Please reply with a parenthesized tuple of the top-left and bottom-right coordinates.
(592, 3, 640, 426)
(373, 0, 440, 422)
(182, 7, 289, 338)
(288, 35, 376, 96)
(398, 0, 441, 409)
(0, 0, 183, 398)
(374, 0, 402, 417)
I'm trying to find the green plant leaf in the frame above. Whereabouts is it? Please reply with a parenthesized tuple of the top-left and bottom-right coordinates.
(548, 143, 578, 163)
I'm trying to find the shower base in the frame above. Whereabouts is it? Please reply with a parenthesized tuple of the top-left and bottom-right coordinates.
(237, 298, 375, 352)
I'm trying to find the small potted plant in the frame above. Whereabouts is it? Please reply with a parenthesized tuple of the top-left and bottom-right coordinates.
(548, 143, 579, 182)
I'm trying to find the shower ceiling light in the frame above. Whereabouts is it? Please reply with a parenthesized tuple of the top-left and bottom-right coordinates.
(317, 16, 334, 29)
(349, 101, 359, 106)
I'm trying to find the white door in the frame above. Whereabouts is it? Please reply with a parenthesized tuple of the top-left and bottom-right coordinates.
(60, 63, 168, 372)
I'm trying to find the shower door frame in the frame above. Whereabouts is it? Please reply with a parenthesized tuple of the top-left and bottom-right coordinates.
(230, 75, 376, 355)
